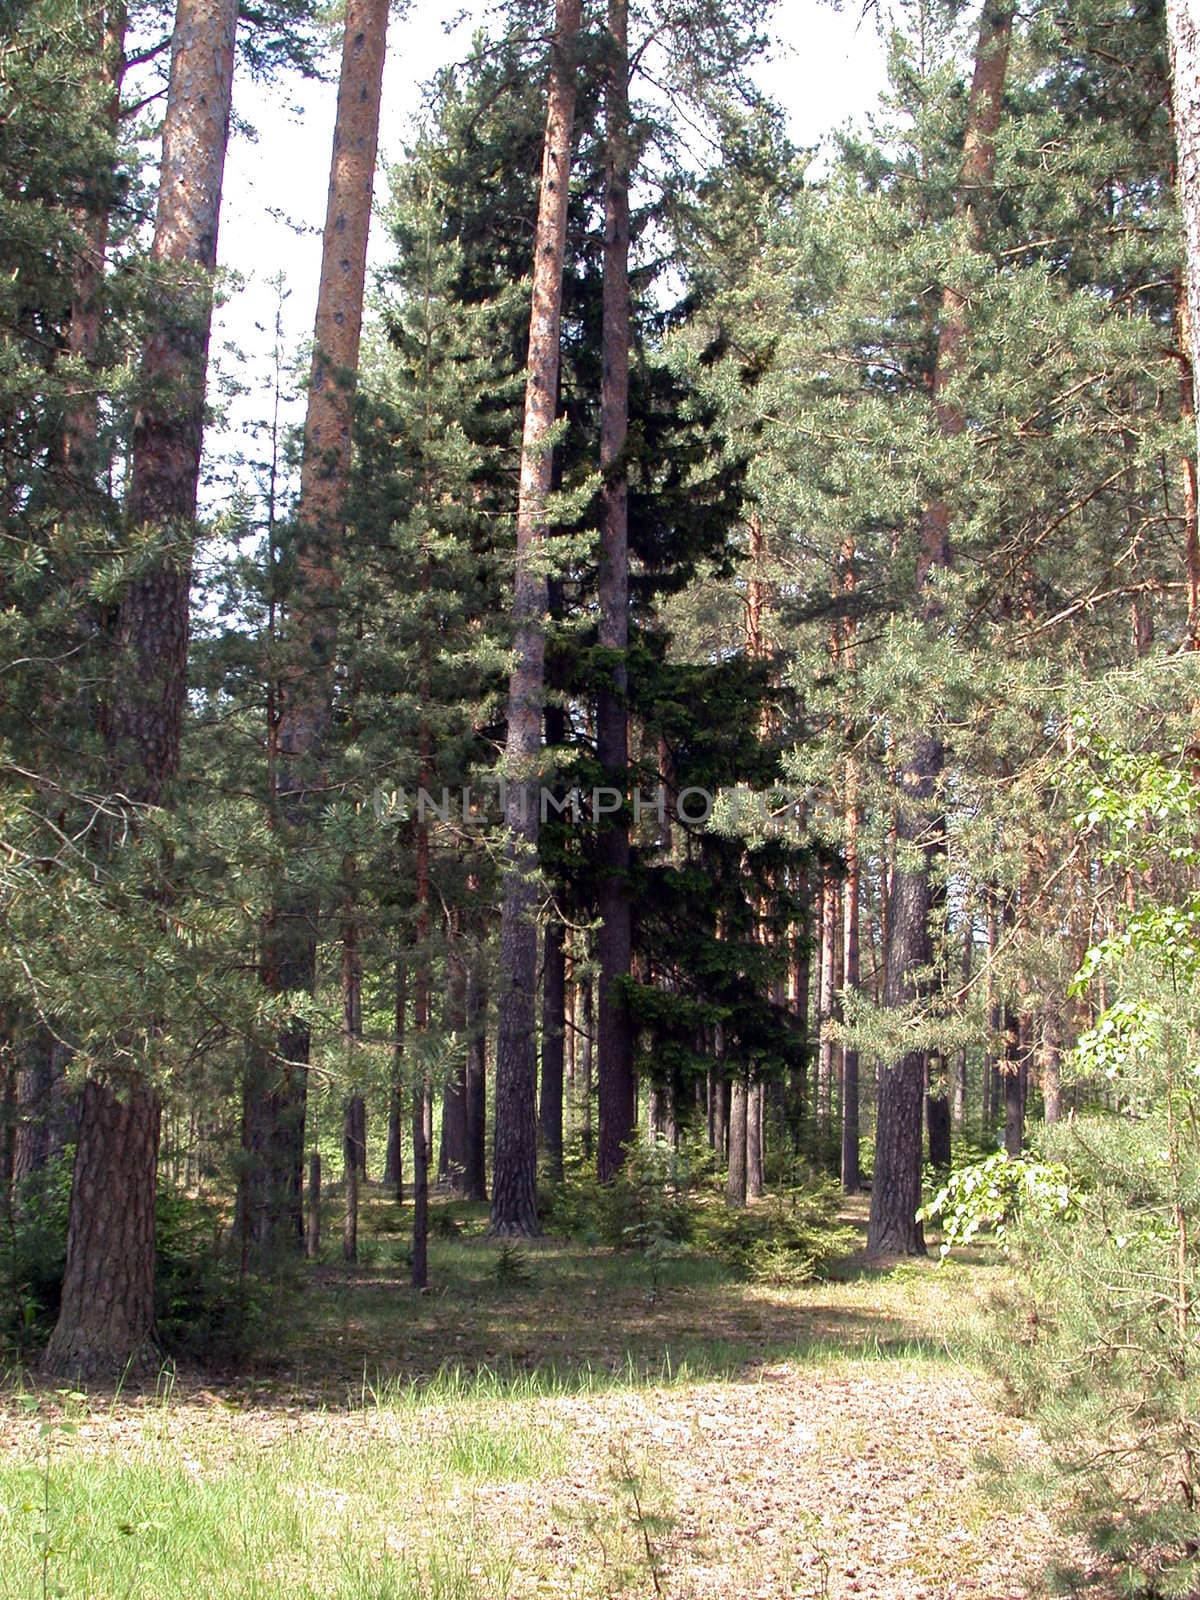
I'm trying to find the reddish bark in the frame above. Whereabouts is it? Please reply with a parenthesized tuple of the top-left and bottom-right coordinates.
(595, 0, 636, 1183)
(245, 0, 389, 1249)
(491, 0, 583, 1235)
(45, 0, 237, 1380)
(868, 0, 1012, 1258)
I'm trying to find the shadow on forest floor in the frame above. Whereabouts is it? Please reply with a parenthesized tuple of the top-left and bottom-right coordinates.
(188, 1190, 1004, 1409)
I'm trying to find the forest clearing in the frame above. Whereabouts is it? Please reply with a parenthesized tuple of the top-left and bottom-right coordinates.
(0, 1195, 1079, 1600)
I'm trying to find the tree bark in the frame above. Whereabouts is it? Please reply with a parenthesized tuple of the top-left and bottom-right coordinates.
(867, 0, 1012, 1261)
(306, 1150, 321, 1258)
(595, 0, 636, 1184)
(62, 0, 126, 475)
(816, 867, 838, 1143)
(841, 786, 862, 1192)
(44, 0, 237, 1380)
(540, 918, 566, 1182)
(746, 1080, 765, 1198)
(43, 1080, 161, 1380)
(726, 1075, 748, 1206)
(385, 963, 406, 1199)
(491, 0, 582, 1235)
(1169, 0, 1200, 482)
(439, 946, 470, 1194)
(465, 956, 488, 1202)
(245, 0, 389, 1252)
(1003, 1002, 1024, 1157)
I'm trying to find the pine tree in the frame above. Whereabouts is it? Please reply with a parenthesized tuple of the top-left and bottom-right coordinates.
(44, 0, 239, 1379)
(491, 0, 584, 1237)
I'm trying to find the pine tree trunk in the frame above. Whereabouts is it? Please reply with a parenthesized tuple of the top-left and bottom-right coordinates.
(246, 0, 389, 1250)
(306, 1151, 321, 1258)
(43, 1080, 161, 1379)
(342, 1103, 359, 1263)
(1169, 0, 1200, 482)
(867, 0, 1012, 1261)
(412, 808, 432, 1280)
(1041, 997, 1063, 1125)
(595, 0, 636, 1184)
(540, 919, 566, 1182)
(726, 1075, 748, 1207)
(816, 868, 838, 1144)
(841, 789, 862, 1192)
(787, 889, 813, 1146)
(746, 1081, 765, 1199)
(491, 0, 582, 1235)
(45, 0, 237, 1379)
(385, 963, 406, 1198)
(579, 971, 594, 1160)
(465, 958, 488, 1202)
(62, 0, 126, 474)
(439, 949, 469, 1194)
(1003, 1002, 1023, 1157)
(411, 1081, 429, 1290)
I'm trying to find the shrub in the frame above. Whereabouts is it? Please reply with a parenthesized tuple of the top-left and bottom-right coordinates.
(694, 1185, 856, 1284)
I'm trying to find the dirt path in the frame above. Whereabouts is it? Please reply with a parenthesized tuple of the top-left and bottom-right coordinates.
(476, 1360, 1075, 1600)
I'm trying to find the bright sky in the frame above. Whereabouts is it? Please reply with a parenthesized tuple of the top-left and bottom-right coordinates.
(206, 0, 890, 503)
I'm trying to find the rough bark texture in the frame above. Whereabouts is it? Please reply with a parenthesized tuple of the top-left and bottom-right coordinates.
(540, 919, 566, 1182)
(1041, 997, 1063, 1125)
(926, 1072, 952, 1169)
(841, 792, 862, 1193)
(1170, 0, 1200, 481)
(816, 870, 838, 1137)
(439, 949, 470, 1194)
(43, 1079, 161, 1380)
(62, 0, 126, 474)
(244, 0, 389, 1251)
(595, 0, 636, 1183)
(411, 813, 431, 1281)
(305, 1150, 321, 1259)
(1003, 1002, 1024, 1157)
(867, 0, 1012, 1261)
(746, 1081, 765, 1199)
(45, 0, 236, 1380)
(384, 964, 406, 1198)
(465, 960, 488, 1202)
(490, 0, 582, 1236)
(867, 786, 935, 1258)
(726, 1076, 748, 1207)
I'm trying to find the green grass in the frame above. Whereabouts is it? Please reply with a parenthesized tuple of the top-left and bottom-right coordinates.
(0, 1194, 1031, 1599)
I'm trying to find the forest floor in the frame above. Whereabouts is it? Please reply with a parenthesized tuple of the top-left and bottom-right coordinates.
(0, 1193, 1092, 1600)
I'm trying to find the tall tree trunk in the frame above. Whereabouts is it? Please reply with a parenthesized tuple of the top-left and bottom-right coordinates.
(868, 0, 1012, 1260)
(787, 888, 813, 1146)
(841, 777, 862, 1193)
(816, 867, 838, 1144)
(62, 0, 126, 474)
(465, 954, 488, 1202)
(439, 945, 470, 1194)
(1169, 0, 1200, 488)
(491, 0, 582, 1235)
(726, 1074, 748, 1206)
(1003, 1001, 1024, 1157)
(746, 1081, 765, 1199)
(341, 862, 363, 1261)
(44, 0, 237, 1380)
(410, 813, 432, 1287)
(42, 1081, 161, 1380)
(385, 960, 406, 1199)
(1041, 995, 1063, 1125)
(243, 0, 389, 1251)
(595, 0, 635, 1183)
(540, 919, 566, 1182)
